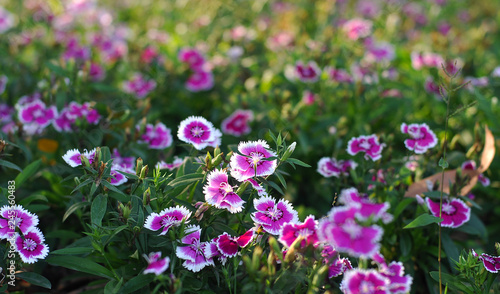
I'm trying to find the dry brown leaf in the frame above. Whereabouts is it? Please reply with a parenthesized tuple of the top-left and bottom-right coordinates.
(404, 126, 495, 197)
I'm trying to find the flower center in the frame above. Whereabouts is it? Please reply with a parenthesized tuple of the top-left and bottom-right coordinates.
(360, 281, 375, 292)
(32, 108, 43, 118)
(219, 182, 233, 194)
(442, 203, 456, 215)
(296, 228, 312, 239)
(342, 219, 362, 239)
(161, 216, 176, 226)
(265, 206, 283, 221)
(248, 151, 264, 166)
(190, 126, 204, 138)
(359, 140, 371, 150)
(23, 239, 37, 251)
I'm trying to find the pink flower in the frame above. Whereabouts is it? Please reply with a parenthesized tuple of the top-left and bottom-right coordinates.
(88, 62, 105, 81)
(251, 196, 298, 235)
(461, 160, 490, 187)
(109, 165, 131, 186)
(0, 103, 13, 124)
(140, 46, 161, 64)
(0, 7, 15, 33)
(13, 228, 49, 264)
(424, 76, 443, 99)
(177, 116, 216, 150)
(338, 188, 393, 223)
(221, 109, 254, 137)
(0, 205, 39, 239)
(325, 67, 353, 83)
(321, 245, 352, 278)
(111, 148, 135, 169)
(294, 61, 321, 83)
(203, 169, 245, 214)
(401, 123, 438, 154)
(266, 32, 294, 51)
(230, 140, 278, 181)
(425, 198, 470, 228)
(340, 269, 389, 294)
(356, 0, 380, 18)
(144, 205, 192, 235)
(143, 252, 170, 276)
(63, 38, 90, 61)
(342, 18, 373, 40)
(411, 52, 444, 70)
(279, 215, 318, 248)
(185, 70, 214, 92)
(138, 122, 173, 150)
(317, 157, 342, 178)
(364, 42, 395, 64)
(17, 100, 57, 129)
(178, 48, 206, 71)
(302, 90, 317, 105)
(156, 156, 184, 171)
(62, 148, 96, 167)
(347, 134, 384, 161)
(478, 253, 500, 273)
(175, 225, 214, 272)
(214, 230, 256, 258)
(123, 74, 156, 99)
(318, 206, 383, 258)
(206, 128, 222, 148)
(372, 252, 413, 294)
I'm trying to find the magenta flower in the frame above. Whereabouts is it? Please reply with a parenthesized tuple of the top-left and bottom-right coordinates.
(178, 47, 206, 71)
(206, 128, 222, 148)
(321, 245, 352, 278)
(0, 205, 39, 239)
(461, 160, 490, 187)
(318, 206, 383, 258)
(111, 148, 135, 169)
(18, 100, 57, 129)
(478, 253, 500, 273)
(138, 122, 173, 149)
(176, 225, 214, 272)
(251, 196, 298, 235)
(294, 61, 321, 83)
(302, 90, 317, 105)
(342, 18, 373, 40)
(338, 188, 393, 223)
(203, 169, 245, 213)
(122, 73, 156, 99)
(425, 198, 470, 228)
(424, 76, 443, 99)
(177, 116, 216, 150)
(317, 157, 342, 178)
(143, 252, 170, 276)
(0, 7, 14, 33)
(144, 205, 191, 235)
(279, 215, 318, 248)
(245, 178, 268, 197)
(340, 269, 389, 294)
(230, 140, 278, 181)
(411, 52, 444, 70)
(13, 228, 49, 264)
(478, 174, 490, 187)
(156, 156, 184, 171)
(401, 123, 438, 154)
(325, 66, 353, 84)
(0, 103, 14, 124)
(347, 134, 384, 161)
(109, 165, 131, 186)
(372, 252, 413, 294)
(364, 42, 395, 64)
(185, 70, 214, 92)
(88, 62, 105, 81)
(215, 233, 239, 258)
(62, 148, 96, 167)
(53, 109, 75, 132)
(63, 38, 90, 61)
(221, 109, 254, 137)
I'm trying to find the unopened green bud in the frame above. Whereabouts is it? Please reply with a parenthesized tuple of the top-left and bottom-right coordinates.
(281, 142, 296, 162)
(205, 152, 212, 169)
(211, 153, 223, 167)
(74, 177, 81, 186)
(139, 165, 149, 180)
(236, 181, 249, 195)
(136, 157, 143, 176)
(81, 154, 91, 168)
(225, 151, 233, 162)
(214, 147, 221, 157)
(143, 187, 151, 206)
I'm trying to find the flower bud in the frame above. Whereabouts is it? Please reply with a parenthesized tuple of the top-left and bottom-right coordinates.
(136, 157, 143, 176)
(139, 165, 149, 180)
(143, 187, 151, 206)
(281, 142, 296, 162)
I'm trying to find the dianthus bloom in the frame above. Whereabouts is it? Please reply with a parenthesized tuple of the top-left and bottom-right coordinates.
(203, 169, 245, 213)
(109, 164, 132, 186)
(364, 42, 395, 64)
(144, 205, 192, 235)
(221, 109, 254, 137)
(177, 116, 216, 150)
(156, 156, 184, 171)
(338, 188, 393, 223)
(0, 205, 39, 239)
(425, 197, 470, 228)
(321, 245, 352, 278)
(424, 76, 443, 99)
(342, 18, 373, 40)
(401, 123, 438, 154)
(143, 252, 170, 276)
(245, 178, 268, 197)
(230, 140, 277, 181)
(185, 70, 214, 92)
(347, 134, 384, 161)
(0, 103, 13, 124)
(317, 157, 357, 178)
(138, 122, 173, 149)
(325, 66, 353, 84)
(13, 228, 49, 264)
(461, 160, 490, 187)
(17, 99, 57, 134)
(251, 196, 298, 235)
(88, 62, 105, 81)
(111, 148, 135, 170)
(175, 225, 214, 272)
(213, 230, 255, 258)
(411, 52, 444, 70)
(477, 252, 500, 273)
(340, 269, 389, 294)
(178, 47, 206, 70)
(0, 7, 14, 33)
(279, 215, 318, 248)
(294, 61, 321, 83)
(122, 73, 156, 99)
(62, 148, 96, 167)
(372, 252, 413, 294)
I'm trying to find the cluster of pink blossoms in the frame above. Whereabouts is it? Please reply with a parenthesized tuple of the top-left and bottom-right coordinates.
(317, 157, 357, 178)
(178, 47, 214, 92)
(137, 122, 173, 150)
(0, 205, 49, 264)
(53, 102, 100, 132)
(16, 96, 57, 135)
(122, 73, 157, 99)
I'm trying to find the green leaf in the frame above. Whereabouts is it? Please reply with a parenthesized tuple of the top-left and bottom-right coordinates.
(102, 180, 127, 196)
(404, 214, 442, 229)
(71, 178, 94, 194)
(17, 272, 51, 289)
(105, 278, 124, 294)
(275, 172, 287, 190)
(393, 198, 415, 220)
(18, 194, 48, 206)
(442, 232, 459, 272)
(286, 158, 311, 167)
(168, 173, 204, 188)
(429, 271, 474, 294)
(0, 159, 22, 172)
(91, 194, 107, 226)
(14, 159, 42, 188)
(63, 202, 90, 222)
(45, 61, 69, 77)
(47, 256, 114, 279)
(456, 213, 487, 240)
(119, 274, 155, 294)
(50, 247, 93, 255)
(266, 180, 284, 196)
